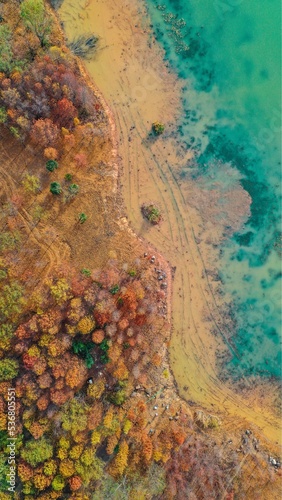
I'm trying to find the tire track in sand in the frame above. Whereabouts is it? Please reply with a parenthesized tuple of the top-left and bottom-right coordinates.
(0, 145, 69, 282)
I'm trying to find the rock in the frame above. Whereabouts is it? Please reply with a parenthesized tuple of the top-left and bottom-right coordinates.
(153, 405, 158, 410)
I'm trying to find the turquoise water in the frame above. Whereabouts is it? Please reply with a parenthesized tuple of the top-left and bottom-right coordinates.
(146, 0, 281, 378)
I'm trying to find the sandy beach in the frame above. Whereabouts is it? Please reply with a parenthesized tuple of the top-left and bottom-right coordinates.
(59, 0, 281, 446)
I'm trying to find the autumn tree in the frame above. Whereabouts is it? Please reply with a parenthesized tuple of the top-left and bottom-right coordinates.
(52, 97, 77, 127)
(0, 359, 19, 381)
(30, 118, 59, 147)
(21, 437, 53, 467)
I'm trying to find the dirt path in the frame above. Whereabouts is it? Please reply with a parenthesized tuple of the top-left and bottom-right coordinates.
(59, 0, 281, 445)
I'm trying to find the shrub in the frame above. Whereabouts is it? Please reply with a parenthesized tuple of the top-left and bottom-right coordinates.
(69, 183, 79, 195)
(141, 203, 162, 225)
(80, 268, 91, 277)
(46, 160, 58, 172)
(110, 284, 119, 295)
(65, 173, 72, 182)
(22, 174, 40, 193)
(152, 122, 165, 135)
(78, 213, 87, 224)
(50, 182, 62, 195)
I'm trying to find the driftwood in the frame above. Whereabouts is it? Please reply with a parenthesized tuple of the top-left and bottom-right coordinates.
(67, 34, 99, 59)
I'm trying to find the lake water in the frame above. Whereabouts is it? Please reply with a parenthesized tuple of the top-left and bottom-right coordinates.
(145, 0, 281, 378)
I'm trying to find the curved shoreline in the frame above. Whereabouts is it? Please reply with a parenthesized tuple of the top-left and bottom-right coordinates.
(72, 44, 174, 325)
(58, 0, 281, 445)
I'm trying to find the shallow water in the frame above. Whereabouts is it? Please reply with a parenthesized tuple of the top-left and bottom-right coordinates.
(146, 0, 281, 378)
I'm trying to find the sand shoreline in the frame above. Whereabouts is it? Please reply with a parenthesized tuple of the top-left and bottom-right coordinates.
(58, 0, 281, 446)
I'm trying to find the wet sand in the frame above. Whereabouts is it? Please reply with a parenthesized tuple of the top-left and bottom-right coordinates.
(59, 0, 281, 444)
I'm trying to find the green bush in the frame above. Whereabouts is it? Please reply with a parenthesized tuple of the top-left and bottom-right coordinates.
(50, 182, 62, 195)
(109, 284, 119, 295)
(141, 203, 162, 225)
(152, 122, 165, 135)
(0, 359, 19, 381)
(81, 268, 91, 277)
(69, 183, 79, 195)
(72, 339, 95, 368)
(46, 159, 58, 172)
(78, 213, 87, 224)
(64, 173, 72, 182)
